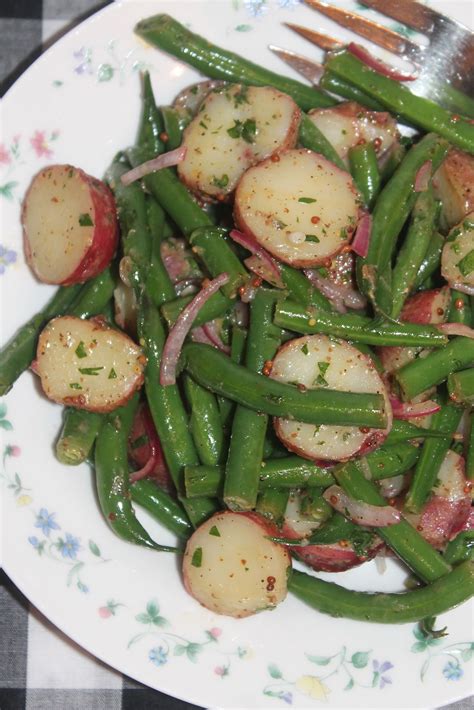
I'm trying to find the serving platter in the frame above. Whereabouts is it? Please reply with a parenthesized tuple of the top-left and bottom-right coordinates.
(1, 0, 473, 707)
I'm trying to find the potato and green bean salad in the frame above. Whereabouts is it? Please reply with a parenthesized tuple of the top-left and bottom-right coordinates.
(1, 13, 473, 622)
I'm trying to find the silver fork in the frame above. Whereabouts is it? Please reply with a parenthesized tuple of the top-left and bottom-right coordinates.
(270, 0, 474, 117)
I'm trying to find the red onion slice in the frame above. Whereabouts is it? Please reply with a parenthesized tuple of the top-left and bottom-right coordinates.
(229, 229, 284, 288)
(120, 146, 187, 186)
(323, 485, 401, 527)
(414, 160, 432, 193)
(202, 321, 231, 354)
(348, 43, 417, 81)
(389, 396, 441, 420)
(244, 254, 284, 289)
(351, 213, 372, 259)
(129, 445, 158, 483)
(160, 273, 229, 385)
(450, 282, 474, 297)
(437, 322, 474, 339)
(304, 268, 367, 312)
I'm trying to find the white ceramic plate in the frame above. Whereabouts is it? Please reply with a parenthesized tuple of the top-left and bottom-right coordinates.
(1, 0, 473, 707)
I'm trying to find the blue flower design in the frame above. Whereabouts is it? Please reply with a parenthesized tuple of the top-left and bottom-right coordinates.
(34, 508, 60, 536)
(0, 245, 17, 275)
(58, 533, 80, 559)
(278, 0, 301, 8)
(443, 661, 463, 681)
(28, 536, 46, 555)
(149, 646, 168, 667)
(280, 691, 293, 705)
(373, 659, 393, 688)
(244, 0, 268, 17)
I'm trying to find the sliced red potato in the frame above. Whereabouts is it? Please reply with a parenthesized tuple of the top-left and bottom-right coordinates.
(182, 511, 291, 618)
(307, 101, 399, 166)
(433, 149, 474, 228)
(128, 403, 174, 492)
(36, 316, 145, 412)
(282, 494, 383, 572)
(22, 164, 118, 285)
(234, 149, 362, 268)
(178, 84, 301, 200)
(441, 213, 474, 295)
(270, 334, 391, 462)
(404, 450, 472, 549)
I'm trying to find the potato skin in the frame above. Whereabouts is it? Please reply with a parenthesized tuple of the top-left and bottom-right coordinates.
(22, 164, 118, 285)
(182, 511, 291, 618)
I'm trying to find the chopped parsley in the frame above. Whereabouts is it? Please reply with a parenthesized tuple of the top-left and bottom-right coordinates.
(78, 366, 104, 376)
(301, 343, 310, 355)
(209, 526, 221, 537)
(232, 85, 249, 107)
(191, 547, 202, 567)
(199, 120, 208, 130)
(108, 367, 117, 380)
(314, 361, 330, 387)
(274, 219, 287, 230)
(457, 249, 474, 277)
(212, 174, 229, 189)
(69, 382, 82, 390)
(78, 213, 93, 227)
(305, 234, 320, 243)
(75, 341, 87, 359)
(339, 227, 348, 240)
(227, 118, 257, 143)
(298, 197, 316, 204)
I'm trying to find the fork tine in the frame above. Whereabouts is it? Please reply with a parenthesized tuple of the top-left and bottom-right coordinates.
(283, 22, 343, 52)
(359, 0, 472, 38)
(268, 45, 326, 84)
(302, 0, 423, 61)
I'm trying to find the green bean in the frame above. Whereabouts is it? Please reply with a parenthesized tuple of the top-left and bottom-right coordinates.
(288, 560, 473, 624)
(184, 374, 225, 466)
(184, 343, 387, 428)
(146, 197, 176, 308)
(134, 71, 166, 162)
(224, 289, 282, 510)
(448, 368, 474, 406)
(355, 133, 449, 308)
(307, 512, 361, 545)
(333, 462, 451, 583)
(161, 291, 233, 328)
(300, 487, 332, 523)
(443, 532, 474, 566)
(404, 401, 463, 514)
(298, 115, 346, 171)
(390, 188, 439, 318)
(412, 232, 445, 290)
(256, 487, 289, 527)
(138, 296, 217, 526)
(68, 267, 116, 319)
(394, 337, 474, 401)
(448, 290, 472, 325)
(160, 105, 191, 150)
(218, 324, 247, 431)
(386, 419, 450, 444)
(56, 408, 102, 465)
(319, 70, 385, 111)
(326, 51, 474, 153)
(0, 283, 82, 395)
(362, 441, 420, 480)
(348, 142, 380, 209)
(279, 264, 332, 311)
(379, 143, 407, 185)
(135, 14, 336, 111)
(189, 227, 248, 298)
(131, 479, 192, 539)
(466, 412, 474, 481)
(273, 300, 447, 348)
(94, 395, 176, 551)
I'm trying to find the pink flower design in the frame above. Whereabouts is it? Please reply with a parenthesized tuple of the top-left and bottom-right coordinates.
(30, 130, 53, 158)
(208, 627, 222, 640)
(0, 144, 11, 165)
(5, 444, 21, 457)
(214, 665, 229, 678)
(98, 606, 112, 618)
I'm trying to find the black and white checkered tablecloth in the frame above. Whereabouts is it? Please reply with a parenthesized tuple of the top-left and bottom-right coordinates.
(0, 2, 472, 709)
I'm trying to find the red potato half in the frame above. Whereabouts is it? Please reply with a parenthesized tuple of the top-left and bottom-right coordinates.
(22, 164, 118, 285)
(182, 511, 291, 618)
(36, 316, 145, 412)
(441, 213, 474, 295)
(307, 101, 399, 166)
(282, 494, 383, 573)
(433, 148, 474, 228)
(234, 149, 362, 267)
(270, 334, 391, 462)
(178, 84, 301, 200)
